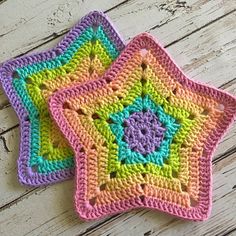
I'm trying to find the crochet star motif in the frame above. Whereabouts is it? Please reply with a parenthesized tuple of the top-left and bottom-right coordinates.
(109, 96, 180, 165)
(0, 11, 124, 186)
(50, 33, 236, 221)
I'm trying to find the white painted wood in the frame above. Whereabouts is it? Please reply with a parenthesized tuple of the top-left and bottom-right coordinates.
(1, 11, 236, 132)
(0, 150, 235, 236)
(0, 0, 125, 62)
(0, 128, 32, 208)
(86, 153, 236, 236)
(0, 0, 234, 63)
(0, 1, 235, 236)
(0, 106, 18, 133)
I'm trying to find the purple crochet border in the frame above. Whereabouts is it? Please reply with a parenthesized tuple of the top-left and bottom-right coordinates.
(0, 11, 125, 186)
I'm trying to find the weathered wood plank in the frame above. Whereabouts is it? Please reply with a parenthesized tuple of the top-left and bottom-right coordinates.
(0, 0, 126, 62)
(0, 106, 18, 134)
(0, 148, 235, 236)
(81, 152, 236, 236)
(0, 1, 235, 235)
(0, 128, 33, 208)
(0, 5, 235, 210)
(0, 0, 235, 63)
(1, 11, 235, 133)
(0, 176, 107, 236)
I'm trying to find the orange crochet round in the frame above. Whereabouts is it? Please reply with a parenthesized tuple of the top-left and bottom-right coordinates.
(49, 33, 236, 221)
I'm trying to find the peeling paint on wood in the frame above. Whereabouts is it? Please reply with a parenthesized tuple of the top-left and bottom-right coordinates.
(0, 1, 235, 236)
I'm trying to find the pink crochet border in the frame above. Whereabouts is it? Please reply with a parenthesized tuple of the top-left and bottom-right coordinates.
(49, 33, 236, 221)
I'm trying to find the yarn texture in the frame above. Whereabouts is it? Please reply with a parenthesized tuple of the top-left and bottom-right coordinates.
(0, 11, 125, 186)
(49, 33, 236, 221)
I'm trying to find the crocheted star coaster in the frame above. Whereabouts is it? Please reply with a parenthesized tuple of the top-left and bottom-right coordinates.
(0, 11, 124, 186)
(50, 33, 236, 221)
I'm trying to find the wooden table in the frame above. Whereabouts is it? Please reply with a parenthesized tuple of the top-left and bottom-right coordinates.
(0, 1, 235, 235)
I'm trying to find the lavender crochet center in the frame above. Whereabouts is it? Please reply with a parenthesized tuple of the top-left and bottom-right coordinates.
(124, 110, 166, 155)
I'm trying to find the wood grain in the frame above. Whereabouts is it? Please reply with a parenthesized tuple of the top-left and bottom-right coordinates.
(0, 148, 235, 236)
(0, 0, 235, 235)
(0, 0, 235, 63)
(1, 11, 235, 131)
(84, 153, 236, 236)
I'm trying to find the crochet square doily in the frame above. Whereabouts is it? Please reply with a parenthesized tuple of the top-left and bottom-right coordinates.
(0, 11, 125, 186)
(49, 33, 236, 221)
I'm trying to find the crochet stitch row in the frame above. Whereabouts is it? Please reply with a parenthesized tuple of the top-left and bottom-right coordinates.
(49, 33, 236, 221)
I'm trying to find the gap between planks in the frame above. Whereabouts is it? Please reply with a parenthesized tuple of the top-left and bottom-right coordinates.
(0, 8, 236, 135)
(0, 1, 235, 235)
(80, 152, 236, 236)
(0, 0, 235, 63)
(0, 2, 236, 209)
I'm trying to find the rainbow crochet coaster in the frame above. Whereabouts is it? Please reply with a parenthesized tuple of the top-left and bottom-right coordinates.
(49, 33, 236, 221)
(0, 11, 124, 186)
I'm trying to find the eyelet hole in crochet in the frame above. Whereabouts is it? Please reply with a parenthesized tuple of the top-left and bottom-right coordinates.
(216, 103, 224, 111)
(141, 77, 147, 86)
(172, 170, 178, 178)
(140, 195, 145, 202)
(89, 197, 97, 206)
(175, 118, 181, 124)
(91, 144, 97, 150)
(201, 109, 209, 116)
(89, 51, 95, 60)
(188, 114, 195, 120)
(172, 139, 178, 144)
(24, 116, 30, 122)
(164, 159, 169, 165)
(105, 76, 112, 83)
(88, 66, 94, 75)
(181, 143, 188, 148)
(92, 24, 99, 32)
(110, 171, 117, 178)
(52, 140, 60, 148)
(190, 197, 198, 207)
(123, 120, 129, 127)
(79, 147, 85, 154)
(142, 173, 146, 178)
(120, 159, 126, 165)
(91, 37, 97, 45)
(54, 48, 61, 56)
(12, 71, 20, 79)
(63, 102, 70, 110)
(141, 128, 147, 135)
(112, 86, 119, 92)
(140, 48, 148, 57)
(117, 95, 123, 100)
(43, 153, 49, 159)
(141, 62, 147, 71)
(39, 83, 47, 90)
(106, 118, 113, 124)
(25, 77, 34, 84)
(166, 96, 171, 102)
(99, 183, 106, 191)
(181, 183, 187, 192)
(77, 109, 86, 115)
(172, 87, 177, 95)
(140, 183, 146, 190)
(31, 165, 38, 173)
(141, 78, 147, 98)
(102, 141, 107, 147)
(92, 113, 100, 120)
